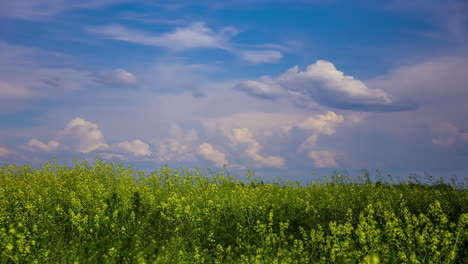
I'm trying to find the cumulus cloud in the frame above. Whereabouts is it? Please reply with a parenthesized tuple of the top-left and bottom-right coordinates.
(112, 139, 151, 156)
(94, 69, 137, 86)
(22, 139, 61, 152)
(58, 117, 109, 153)
(235, 60, 418, 112)
(230, 128, 285, 168)
(309, 150, 338, 168)
(198, 143, 228, 167)
(237, 50, 283, 64)
(152, 125, 200, 162)
(279, 111, 344, 152)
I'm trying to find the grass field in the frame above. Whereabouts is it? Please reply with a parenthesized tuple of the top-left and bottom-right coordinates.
(0, 158, 467, 263)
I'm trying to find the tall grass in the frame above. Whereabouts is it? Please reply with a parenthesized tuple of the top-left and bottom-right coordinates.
(0, 158, 466, 263)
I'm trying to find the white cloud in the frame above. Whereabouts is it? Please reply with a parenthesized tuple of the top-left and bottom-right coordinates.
(58, 117, 109, 153)
(98, 153, 128, 161)
(89, 22, 284, 63)
(238, 50, 283, 64)
(289, 111, 344, 135)
(309, 150, 338, 168)
(152, 125, 200, 162)
(198, 143, 228, 167)
(236, 60, 418, 111)
(95, 68, 137, 86)
(22, 139, 60, 152)
(89, 22, 233, 50)
(235, 79, 286, 99)
(230, 128, 285, 168)
(113, 139, 151, 156)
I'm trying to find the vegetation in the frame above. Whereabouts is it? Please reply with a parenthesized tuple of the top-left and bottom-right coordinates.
(0, 158, 467, 263)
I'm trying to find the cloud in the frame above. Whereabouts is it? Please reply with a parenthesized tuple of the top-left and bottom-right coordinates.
(0, 82, 34, 98)
(230, 128, 285, 168)
(58, 117, 109, 153)
(98, 153, 128, 161)
(234, 79, 286, 99)
(235, 60, 418, 112)
(89, 22, 233, 50)
(112, 139, 151, 156)
(89, 22, 284, 63)
(152, 125, 200, 162)
(282, 111, 345, 152)
(309, 150, 338, 168)
(0, 146, 11, 157)
(0, 0, 130, 20)
(22, 139, 61, 152)
(94, 69, 137, 86)
(237, 50, 283, 64)
(198, 143, 228, 167)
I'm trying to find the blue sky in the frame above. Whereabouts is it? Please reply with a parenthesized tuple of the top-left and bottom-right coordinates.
(1, 0, 467, 182)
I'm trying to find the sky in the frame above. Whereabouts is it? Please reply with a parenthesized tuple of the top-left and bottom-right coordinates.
(1, 0, 467, 183)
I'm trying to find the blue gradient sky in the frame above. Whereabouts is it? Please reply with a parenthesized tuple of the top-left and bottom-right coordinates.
(1, 0, 467, 182)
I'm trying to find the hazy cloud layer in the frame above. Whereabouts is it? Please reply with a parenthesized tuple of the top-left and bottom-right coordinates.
(235, 60, 419, 112)
(0, 0, 131, 19)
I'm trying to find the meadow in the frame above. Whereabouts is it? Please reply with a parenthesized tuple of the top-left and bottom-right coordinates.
(0, 158, 466, 263)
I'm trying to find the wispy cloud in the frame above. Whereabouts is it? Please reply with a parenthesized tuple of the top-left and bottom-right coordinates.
(237, 50, 283, 64)
(88, 22, 233, 50)
(88, 22, 284, 64)
(0, 0, 131, 20)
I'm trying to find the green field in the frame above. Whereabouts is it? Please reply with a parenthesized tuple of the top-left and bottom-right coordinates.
(1, 159, 467, 263)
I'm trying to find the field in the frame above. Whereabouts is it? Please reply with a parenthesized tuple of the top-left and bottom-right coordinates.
(0, 159, 467, 263)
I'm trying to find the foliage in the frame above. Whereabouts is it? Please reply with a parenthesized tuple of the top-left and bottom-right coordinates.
(0, 158, 467, 263)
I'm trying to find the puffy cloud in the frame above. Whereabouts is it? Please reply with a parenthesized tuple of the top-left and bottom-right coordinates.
(309, 150, 338, 168)
(22, 139, 60, 152)
(237, 50, 283, 64)
(230, 128, 285, 168)
(236, 60, 418, 112)
(94, 69, 137, 86)
(58, 117, 109, 153)
(89, 22, 233, 50)
(112, 139, 151, 156)
(198, 143, 228, 167)
(152, 125, 200, 162)
(280, 111, 344, 152)
(288, 111, 344, 135)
